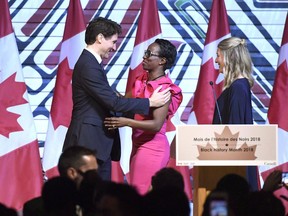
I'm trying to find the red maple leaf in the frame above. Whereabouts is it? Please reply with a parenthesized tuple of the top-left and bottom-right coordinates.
(0, 73, 27, 137)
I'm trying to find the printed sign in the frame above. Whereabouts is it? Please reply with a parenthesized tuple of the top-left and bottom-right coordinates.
(176, 125, 277, 166)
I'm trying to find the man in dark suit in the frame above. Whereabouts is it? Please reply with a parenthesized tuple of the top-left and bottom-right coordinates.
(63, 17, 171, 181)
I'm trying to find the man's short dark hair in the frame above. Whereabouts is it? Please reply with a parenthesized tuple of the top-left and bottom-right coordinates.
(58, 146, 96, 177)
(85, 17, 122, 45)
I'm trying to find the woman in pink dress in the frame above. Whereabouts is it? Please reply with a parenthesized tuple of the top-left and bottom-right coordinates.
(105, 39, 182, 194)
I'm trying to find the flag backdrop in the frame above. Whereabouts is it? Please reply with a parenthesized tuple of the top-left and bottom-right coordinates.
(7, 1, 286, 142)
(184, 0, 260, 191)
(185, 0, 229, 124)
(266, 12, 288, 174)
(125, 0, 162, 94)
(0, 0, 43, 210)
(42, 0, 86, 178)
(259, 13, 288, 213)
(181, 0, 230, 198)
(3, 0, 288, 208)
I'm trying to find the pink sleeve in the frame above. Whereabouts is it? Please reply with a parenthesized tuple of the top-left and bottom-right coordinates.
(167, 84, 183, 116)
(133, 74, 183, 116)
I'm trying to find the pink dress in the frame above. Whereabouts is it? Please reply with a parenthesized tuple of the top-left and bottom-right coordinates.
(129, 72, 183, 194)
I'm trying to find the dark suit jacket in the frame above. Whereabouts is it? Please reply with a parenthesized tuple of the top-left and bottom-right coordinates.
(63, 49, 149, 162)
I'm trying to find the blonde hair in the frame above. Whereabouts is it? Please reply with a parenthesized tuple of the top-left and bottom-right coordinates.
(218, 37, 254, 89)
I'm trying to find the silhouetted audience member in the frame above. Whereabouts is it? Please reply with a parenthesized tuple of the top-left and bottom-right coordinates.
(202, 173, 250, 216)
(57, 145, 98, 187)
(94, 181, 143, 216)
(151, 167, 184, 191)
(143, 186, 190, 216)
(215, 173, 250, 216)
(42, 176, 78, 216)
(202, 172, 286, 216)
(261, 170, 287, 215)
(262, 170, 282, 192)
(247, 190, 285, 216)
(215, 173, 251, 195)
(202, 190, 235, 216)
(78, 169, 104, 216)
(23, 146, 98, 216)
(0, 203, 17, 216)
(23, 197, 44, 216)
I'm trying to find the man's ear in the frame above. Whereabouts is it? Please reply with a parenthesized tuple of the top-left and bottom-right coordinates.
(66, 167, 78, 180)
(96, 33, 104, 43)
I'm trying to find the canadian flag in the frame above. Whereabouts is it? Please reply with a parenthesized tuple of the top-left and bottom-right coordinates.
(259, 13, 288, 213)
(125, 0, 161, 94)
(186, 0, 230, 125)
(179, 0, 230, 200)
(42, 0, 86, 178)
(0, 0, 43, 210)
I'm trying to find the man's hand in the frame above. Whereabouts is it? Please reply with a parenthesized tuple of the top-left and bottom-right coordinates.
(149, 86, 171, 107)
